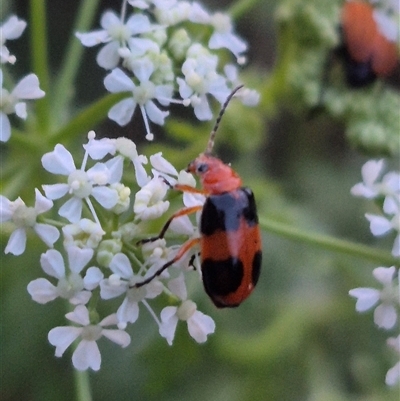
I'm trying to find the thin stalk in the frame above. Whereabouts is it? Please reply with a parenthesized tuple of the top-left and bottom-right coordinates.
(29, 0, 50, 132)
(229, 0, 263, 19)
(259, 217, 399, 266)
(53, 0, 101, 119)
(74, 369, 92, 401)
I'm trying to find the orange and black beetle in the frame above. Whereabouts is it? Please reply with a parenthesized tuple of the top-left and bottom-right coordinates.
(135, 86, 262, 307)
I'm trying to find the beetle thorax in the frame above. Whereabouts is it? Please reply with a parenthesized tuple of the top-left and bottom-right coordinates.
(187, 154, 242, 194)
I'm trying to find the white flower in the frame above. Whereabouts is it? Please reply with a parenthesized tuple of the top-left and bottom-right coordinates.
(372, 0, 399, 43)
(48, 305, 131, 371)
(0, 15, 27, 64)
(114, 137, 149, 186)
(41, 143, 120, 223)
(27, 246, 94, 305)
(100, 253, 163, 327)
(177, 45, 230, 120)
(366, 200, 400, 257)
(0, 189, 59, 255)
(83, 131, 117, 160)
(159, 274, 215, 345)
(349, 266, 399, 330)
(134, 176, 170, 220)
(386, 335, 400, 386)
(209, 12, 247, 63)
(104, 66, 173, 140)
(76, 11, 157, 69)
(351, 159, 400, 199)
(63, 218, 105, 249)
(0, 70, 45, 142)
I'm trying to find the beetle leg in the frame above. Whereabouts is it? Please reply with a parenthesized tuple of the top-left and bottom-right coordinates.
(132, 237, 201, 288)
(137, 205, 202, 245)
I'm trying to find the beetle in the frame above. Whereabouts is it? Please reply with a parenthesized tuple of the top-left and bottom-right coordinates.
(340, 0, 398, 87)
(133, 85, 262, 308)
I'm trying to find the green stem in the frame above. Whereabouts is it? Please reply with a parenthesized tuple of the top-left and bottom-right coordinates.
(53, 0, 101, 120)
(229, 0, 263, 19)
(259, 217, 399, 266)
(29, 0, 50, 132)
(74, 369, 92, 401)
(51, 92, 128, 143)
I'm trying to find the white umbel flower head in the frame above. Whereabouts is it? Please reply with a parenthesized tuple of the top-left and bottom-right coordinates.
(0, 15, 27, 64)
(0, 189, 59, 255)
(48, 305, 131, 371)
(349, 266, 399, 330)
(0, 70, 45, 142)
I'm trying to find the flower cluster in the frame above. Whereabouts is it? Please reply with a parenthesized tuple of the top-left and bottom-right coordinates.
(76, 0, 259, 140)
(349, 159, 400, 386)
(0, 15, 45, 142)
(1, 131, 215, 371)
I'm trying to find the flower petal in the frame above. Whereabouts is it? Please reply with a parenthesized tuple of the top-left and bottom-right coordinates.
(349, 287, 380, 312)
(27, 278, 58, 304)
(187, 311, 215, 343)
(34, 188, 53, 214)
(116, 297, 139, 324)
(59, 197, 83, 223)
(48, 326, 81, 357)
(40, 249, 65, 278)
(84, 267, 104, 290)
(91, 186, 119, 209)
(12, 74, 45, 99)
(42, 183, 69, 200)
(0, 111, 11, 142)
(101, 329, 131, 347)
(104, 68, 135, 93)
(96, 41, 121, 70)
(5, 227, 27, 255)
(365, 214, 392, 236)
(107, 98, 136, 126)
(67, 246, 94, 274)
(374, 303, 397, 329)
(0, 195, 12, 222)
(75, 30, 109, 46)
(33, 223, 60, 247)
(65, 305, 90, 325)
(159, 307, 179, 345)
(72, 340, 101, 371)
(109, 253, 134, 279)
(42, 144, 76, 175)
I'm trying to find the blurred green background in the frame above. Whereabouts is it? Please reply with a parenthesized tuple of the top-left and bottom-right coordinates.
(1, 0, 399, 400)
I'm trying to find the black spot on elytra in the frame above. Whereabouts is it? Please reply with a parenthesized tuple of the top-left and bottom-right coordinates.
(201, 257, 244, 298)
(200, 188, 258, 236)
(252, 251, 262, 286)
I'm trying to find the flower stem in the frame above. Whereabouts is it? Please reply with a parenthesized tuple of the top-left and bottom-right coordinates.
(74, 369, 92, 401)
(259, 217, 399, 266)
(29, 0, 50, 133)
(229, 0, 263, 19)
(53, 0, 101, 120)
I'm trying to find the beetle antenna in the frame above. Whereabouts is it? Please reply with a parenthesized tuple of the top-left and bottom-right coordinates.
(205, 84, 244, 155)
